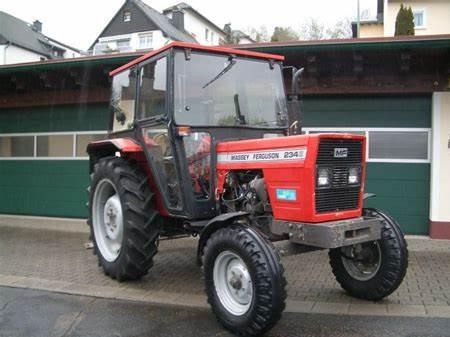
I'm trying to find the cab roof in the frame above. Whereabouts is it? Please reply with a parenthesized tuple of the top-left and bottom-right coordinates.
(109, 41, 285, 76)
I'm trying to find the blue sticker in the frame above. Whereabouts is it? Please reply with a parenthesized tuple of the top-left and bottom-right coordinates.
(276, 189, 297, 201)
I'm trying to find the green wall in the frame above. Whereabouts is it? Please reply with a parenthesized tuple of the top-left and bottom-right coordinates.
(0, 103, 109, 218)
(0, 160, 90, 218)
(364, 163, 430, 235)
(302, 96, 431, 128)
(0, 103, 109, 133)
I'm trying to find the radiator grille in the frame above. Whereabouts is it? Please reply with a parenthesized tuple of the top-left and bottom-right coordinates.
(317, 139, 363, 165)
(315, 139, 363, 213)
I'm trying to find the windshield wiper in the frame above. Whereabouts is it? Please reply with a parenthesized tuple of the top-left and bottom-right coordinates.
(234, 94, 246, 125)
(202, 56, 236, 89)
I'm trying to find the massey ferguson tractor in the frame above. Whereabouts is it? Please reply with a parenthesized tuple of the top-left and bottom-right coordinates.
(87, 42, 408, 336)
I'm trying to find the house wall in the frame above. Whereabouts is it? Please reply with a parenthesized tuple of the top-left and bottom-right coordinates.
(385, 0, 450, 36)
(430, 91, 450, 239)
(47, 40, 81, 59)
(0, 44, 46, 65)
(100, 1, 158, 37)
(95, 30, 171, 55)
(360, 24, 384, 38)
(181, 11, 224, 45)
(238, 37, 255, 45)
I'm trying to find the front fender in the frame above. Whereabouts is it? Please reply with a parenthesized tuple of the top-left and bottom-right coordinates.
(196, 211, 249, 266)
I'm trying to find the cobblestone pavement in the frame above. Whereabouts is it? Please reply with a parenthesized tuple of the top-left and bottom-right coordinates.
(0, 225, 449, 315)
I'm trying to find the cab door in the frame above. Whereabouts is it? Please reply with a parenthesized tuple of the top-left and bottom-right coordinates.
(135, 56, 184, 214)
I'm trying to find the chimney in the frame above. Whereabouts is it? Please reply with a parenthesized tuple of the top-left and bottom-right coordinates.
(172, 10, 184, 30)
(33, 20, 42, 33)
(377, 0, 384, 22)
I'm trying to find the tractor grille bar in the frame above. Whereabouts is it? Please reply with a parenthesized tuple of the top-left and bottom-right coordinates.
(315, 139, 363, 213)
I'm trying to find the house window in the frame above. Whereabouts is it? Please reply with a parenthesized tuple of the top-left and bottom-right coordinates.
(116, 39, 131, 52)
(211, 32, 215, 43)
(413, 10, 425, 28)
(37, 135, 73, 157)
(205, 28, 209, 41)
(0, 136, 34, 157)
(139, 33, 153, 49)
(368, 131, 429, 160)
(123, 10, 131, 22)
(303, 128, 430, 163)
(76, 134, 105, 157)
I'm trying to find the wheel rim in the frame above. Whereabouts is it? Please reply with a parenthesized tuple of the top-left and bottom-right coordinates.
(213, 251, 253, 316)
(92, 179, 124, 262)
(341, 241, 382, 281)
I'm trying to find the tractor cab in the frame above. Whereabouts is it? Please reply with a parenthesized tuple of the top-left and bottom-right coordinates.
(107, 42, 289, 220)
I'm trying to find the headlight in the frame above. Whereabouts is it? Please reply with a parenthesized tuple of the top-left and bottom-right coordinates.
(317, 168, 331, 187)
(348, 167, 360, 184)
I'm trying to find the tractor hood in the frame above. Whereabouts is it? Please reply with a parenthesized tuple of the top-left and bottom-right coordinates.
(216, 134, 312, 170)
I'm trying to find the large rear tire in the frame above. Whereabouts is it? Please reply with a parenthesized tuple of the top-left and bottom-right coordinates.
(329, 208, 408, 300)
(88, 157, 161, 281)
(203, 224, 287, 337)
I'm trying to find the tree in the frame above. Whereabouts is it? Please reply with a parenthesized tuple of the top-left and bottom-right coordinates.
(395, 4, 415, 36)
(245, 25, 270, 43)
(223, 23, 239, 44)
(271, 26, 299, 42)
(298, 18, 325, 40)
(326, 19, 353, 39)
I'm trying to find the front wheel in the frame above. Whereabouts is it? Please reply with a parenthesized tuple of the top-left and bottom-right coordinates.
(329, 208, 408, 301)
(203, 224, 287, 337)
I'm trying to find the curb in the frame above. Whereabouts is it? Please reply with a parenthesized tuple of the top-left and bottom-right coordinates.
(0, 214, 88, 233)
(1, 274, 449, 318)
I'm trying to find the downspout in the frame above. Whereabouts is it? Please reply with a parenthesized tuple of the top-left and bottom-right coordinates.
(3, 42, 11, 64)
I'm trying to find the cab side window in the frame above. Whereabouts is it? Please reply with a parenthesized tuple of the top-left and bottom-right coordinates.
(111, 68, 137, 132)
(139, 57, 167, 120)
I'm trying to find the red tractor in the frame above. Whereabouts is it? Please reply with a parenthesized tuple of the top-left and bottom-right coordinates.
(87, 42, 408, 336)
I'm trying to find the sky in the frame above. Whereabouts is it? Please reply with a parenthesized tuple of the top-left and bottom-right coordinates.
(0, 0, 376, 50)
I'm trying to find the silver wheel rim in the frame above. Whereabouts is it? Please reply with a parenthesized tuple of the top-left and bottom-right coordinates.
(341, 242, 382, 281)
(92, 179, 124, 262)
(213, 251, 253, 316)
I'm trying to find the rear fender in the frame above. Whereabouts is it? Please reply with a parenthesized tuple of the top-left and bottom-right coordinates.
(87, 138, 168, 216)
(196, 212, 249, 266)
(87, 138, 144, 170)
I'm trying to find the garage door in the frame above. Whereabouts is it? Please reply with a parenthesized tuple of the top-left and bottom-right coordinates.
(303, 95, 431, 235)
(0, 103, 109, 218)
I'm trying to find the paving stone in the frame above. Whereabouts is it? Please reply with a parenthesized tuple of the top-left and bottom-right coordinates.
(0, 225, 450, 314)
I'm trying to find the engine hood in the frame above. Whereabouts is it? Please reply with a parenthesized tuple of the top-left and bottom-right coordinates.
(216, 134, 310, 169)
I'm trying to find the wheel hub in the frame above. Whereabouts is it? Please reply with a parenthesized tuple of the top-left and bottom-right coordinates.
(92, 179, 124, 262)
(214, 251, 253, 316)
(104, 195, 122, 241)
(341, 242, 382, 281)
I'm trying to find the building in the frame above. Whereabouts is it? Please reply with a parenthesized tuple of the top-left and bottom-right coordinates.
(163, 2, 226, 45)
(0, 11, 82, 65)
(357, 0, 450, 38)
(0, 35, 449, 239)
(223, 25, 256, 45)
(90, 0, 226, 55)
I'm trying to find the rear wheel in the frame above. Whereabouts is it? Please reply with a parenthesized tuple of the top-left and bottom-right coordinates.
(329, 208, 408, 300)
(203, 224, 287, 337)
(88, 157, 161, 281)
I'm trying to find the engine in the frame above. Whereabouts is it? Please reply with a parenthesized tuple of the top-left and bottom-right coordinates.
(221, 171, 279, 237)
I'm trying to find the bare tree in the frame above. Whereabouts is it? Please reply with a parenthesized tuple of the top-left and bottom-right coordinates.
(245, 25, 270, 43)
(326, 18, 353, 39)
(298, 18, 326, 40)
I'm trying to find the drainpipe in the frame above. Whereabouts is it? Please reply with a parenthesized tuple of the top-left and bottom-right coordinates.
(3, 42, 10, 65)
(356, 0, 361, 38)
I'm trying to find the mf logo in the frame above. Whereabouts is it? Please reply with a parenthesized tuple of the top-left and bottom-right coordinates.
(334, 148, 348, 158)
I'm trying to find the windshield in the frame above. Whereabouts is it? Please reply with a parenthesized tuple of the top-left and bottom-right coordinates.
(174, 52, 288, 128)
